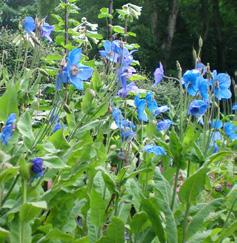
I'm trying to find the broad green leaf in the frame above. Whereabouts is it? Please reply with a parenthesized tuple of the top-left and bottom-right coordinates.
(42, 155, 68, 169)
(17, 111, 34, 142)
(0, 150, 11, 162)
(20, 201, 47, 223)
(112, 25, 125, 34)
(217, 221, 237, 242)
(182, 125, 197, 151)
(142, 198, 165, 243)
(186, 199, 223, 239)
(130, 212, 149, 234)
(82, 89, 94, 114)
(204, 151, 234, 165)
(0, 167, 18, 184)
(179, 167, 208, 203)
(0, 83, 19, 121)
(225, 185, 237, 211)
(49, 129, 70, 150)
(97, 217, 124, 243)
(0, 227, 9, 240)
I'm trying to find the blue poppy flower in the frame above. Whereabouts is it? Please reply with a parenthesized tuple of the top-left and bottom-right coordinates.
(134, 96, 148, 122)
(188, 100, 208, 117)
(99, 40, 121, 63)
(183, 70, 200, 96)
(198, 76, 209, 101)
(143, 145, 166, 156)
(232, 104, 237, 111)
(112, 108, 136, 141)
(157, 119, 172, 131)
(212, 71, 232, 100)
(41, 22, 54, 42)
(23, 16, 36, 33)
(195, 61, 206, 75)
(209, 131, 222, 154)
(56, 48, 93, 90)
(156, 105, 169, 115)
(118, 82, 138, 98)
(153, 63, 164, 86)
(0, 113, 16, 145)
(146, 92, 158, 115)
(31, 158, 44, 177)
(224, 122, 237, 140)
(211, 119, 222, 129)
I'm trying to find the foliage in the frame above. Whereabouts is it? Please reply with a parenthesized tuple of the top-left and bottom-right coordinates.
(0, 1, 237, 243)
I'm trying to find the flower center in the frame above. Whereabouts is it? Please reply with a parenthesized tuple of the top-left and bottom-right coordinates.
(70, 65, 79, 76)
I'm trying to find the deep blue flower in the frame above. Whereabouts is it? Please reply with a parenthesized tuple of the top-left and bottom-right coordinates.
(212, 71, 232, 100)
(0, 113, 16, 145)
(99, 40, 121, 63)
(224, 122, 237, 140)
(31, 158, 44, 177)
(146, 92, 158, 115)
(153, 63, 164, 86)
(56, 48, 93, 90)
(188, 100, 208, 117)
(232, 104, 237, 111)
(143, 145, 166, 156)
(198, 76, 209, 101)
(211, 119, 222, 129)
(183, 70, 200, 96)
(41, 22, 54, 42)
(134, 96, 148, 122)
(23, 16, 36, 33)
(157, 119, 172, 131)
(52, 120, 62, 133)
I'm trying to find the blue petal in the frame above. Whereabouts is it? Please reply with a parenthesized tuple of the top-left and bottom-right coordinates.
(157, 119, 172, 131)
(211, 119, 222, 129)
(67, 48, 82, 66)
(143, 145, 166, 156)
(214, 88, 232, 100)
(6, 113, 16, 126)
(23, 16, 36, 33)
(217, 73, 231, 88)
(134, 96, 148, 122)
(198, 77, 209, 100)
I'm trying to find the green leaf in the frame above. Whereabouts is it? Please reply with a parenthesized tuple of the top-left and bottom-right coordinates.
(49, 129, 70, 150)
(42, 155, 68, 169)
(186, 199, 223, 239)
(179, 167, 208, 204)
(81, 89, 94, 114)
(20, 201, 47, 223)
(17, 111, 34, 142)
(97, 217, 124, 243)
(0, 227, 9, 240)
(225, 185, 237, 211)
(182, 125, 197, 151)
(112, 25, 125, 34)
(217, 221, 237, 242)
(204, 151, 234, 165)
(0, 167, 18, 184)
(142, 198, 165, 243)
(130, 212, 149, 234)
(0, 83, 18, 121)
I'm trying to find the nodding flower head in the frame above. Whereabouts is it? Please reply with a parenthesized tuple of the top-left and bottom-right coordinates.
(188, 100, 208, 117)
(31, 158, 44, 177)
(0, 113, 16, 145)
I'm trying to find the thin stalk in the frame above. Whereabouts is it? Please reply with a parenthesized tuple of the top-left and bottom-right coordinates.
(64, 0, 69, 53)
(1, 174, 20, 207)
(223, 198, 237, 228)
(171, 167, 180, 210)
(182, 201, 190, 243)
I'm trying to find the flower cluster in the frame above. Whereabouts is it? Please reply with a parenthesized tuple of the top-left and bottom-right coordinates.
(23, 16, 54, 42)
(31, 158, 44, 177)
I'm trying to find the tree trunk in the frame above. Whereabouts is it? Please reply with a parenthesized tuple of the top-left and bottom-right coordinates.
(212, 0, 225, 71)
(162, 0, 180, 63)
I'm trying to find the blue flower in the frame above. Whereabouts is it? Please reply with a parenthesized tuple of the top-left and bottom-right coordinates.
(31, 158, 44, 177)
(211, 119, 222, 129)
(0, 113, 16, 145)
(198, 77, 209, 101)
(188, 100, 208, 117)
(195, 61, 206, 75)
(99, 40, 121, 63)
(134, 96, 148, 122)
(153, 63, 164, 86)
(112, 108, 136, 141)
(183, 70, 200, 96)
(117, 66, 136, 98)
(23, 16, 36, 33)
(156, 105, 169, 115)
(145, 92, 158, 115)
(143, 145, 166, 156)
(157, 119, 172, 131)
(212, 71, 232, 100)
(41, 22, 54, 42)
(224, 122, 237, 140)
(118, 82, 138, 98)
(232, 104, 237, 111)
(56, 48, 93, 90)
(52, 120, 62, 133)
(210, 131, 222, 154)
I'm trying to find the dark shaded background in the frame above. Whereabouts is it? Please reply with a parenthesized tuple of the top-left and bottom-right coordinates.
(1, 0, 237, 77)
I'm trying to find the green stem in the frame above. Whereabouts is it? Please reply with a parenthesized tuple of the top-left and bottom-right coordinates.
(223, 198, 237, 228)
(182, 201, 190, 243)
(1, 174, 20, 207)
(171, 167, 180, 210)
